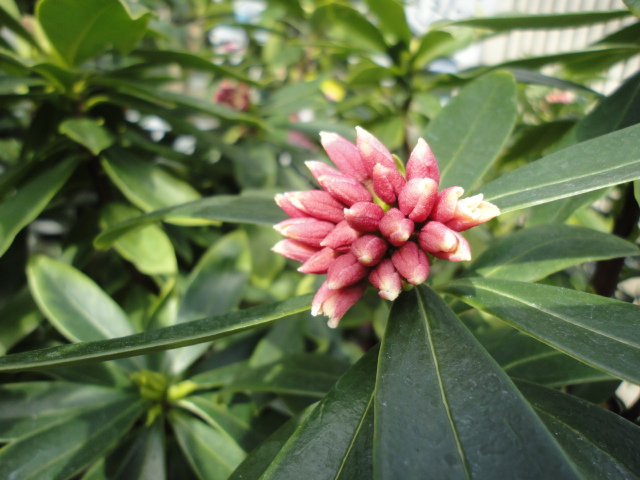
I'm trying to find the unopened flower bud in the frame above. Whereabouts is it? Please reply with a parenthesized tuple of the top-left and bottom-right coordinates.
(431, 187, 464, 223)
(288, 190, 346, 223)
(271, 239, 320, 263)
(372, 163, 406, 204)
(351, 235, 388, 266)
(419, 221, 459, 254)
(378, 208, 414, 246)
(356, 126, 396, 176)
(432, 233, 471, 262)
(391, 241, 430, 285)
(321, 220, 361, 251)
(398, 178, 438, 222)
(406, 138, 440, 184)
(445, 194, 501, 232)
(305, 160, 343, 183)
(344, 202, 385, 233)
(298, 247, 340, 274)
(275, 193, 307, 218)
(320, 132, 369, 182)
(273, 218, 335, 247)
(318, 174, 372, 206)
(326, 253, 370, 290)
(312, 281, 366, 328)
(369, 259, 403, 301)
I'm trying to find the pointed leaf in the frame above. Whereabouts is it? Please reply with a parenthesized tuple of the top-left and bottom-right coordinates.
(0, 294, 312, 372)
(59, 118, 114, 155)
(310, 4, 387, 53)
(467, 224, 639, 282)
(424, 71, 517, 191)
(375, 286, 580, 479)
(441, 278, 640, 385)
(624, 0, 640, 16)
(364, 0, 412, 45)
(482, 123, 640, 212)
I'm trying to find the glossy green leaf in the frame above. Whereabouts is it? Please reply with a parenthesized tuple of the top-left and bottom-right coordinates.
(375, 286, 579, 478)
(0, 157, 77, 257)
(517, 380, 640, 478)
(100, 202, 177, 275)
(101, 149, 201, 215)
(0, 381, 132, 441)
(167, 231, 250, 374)
(449, 10, 630, 31)
(441, 278, 640, 385)
(0, 294, 312, 372)
(0, 398, 144, 480)
(424, 71, 517, 191)
(482, 123, 640, 212)
(624, 0, 640, 16)
(310, 4, 387, 53)
(59, 118, 114, 155)
(37, 0, 150, 66)
(94, 194, 286, 249)
(0, 287, 41, 355)
(170, 411, 246, 480)
(257, 346, 378, 479)
(365, 0, 412, 45)
(467, 224, 639, 282)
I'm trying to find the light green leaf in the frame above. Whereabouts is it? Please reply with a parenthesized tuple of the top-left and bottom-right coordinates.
(412, 30, 466, 70)
(0, 287, 41, 355)
(94, 194, 286, 249)
(261, 79, 323, 116)
(0, 294, 312, 372)
(37, 0, 150, 66)
(467, 224, 639, 282)
(0, 381, 133, 441)
(624, 0, 640, 16)
(441, 278, 640, 385)
(101, 202, 177, 275)
(59, 118, 114, 155)
(518, 380, 640, 478)
(482, 123, 640, 212)
(0, 157, 77, 257)
(0, 398, 144, 480)
(375, 286, 580, 478)
(364, 0, 412, 45)
(635, 180, 640, 205)
(424, 71, 517, 191)
(0, 0, 40, 48)
(170, 411, 246, 480)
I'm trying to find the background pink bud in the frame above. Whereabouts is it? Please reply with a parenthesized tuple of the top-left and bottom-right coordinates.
(273, 218, 335, 247)
(379, 208, 414, 246)
(275, 193, 307, 218)
(321, 220, 361, 250)
(372, 163, 406, 204)
(398, 178, 438, 222)
(355, 126, 396, 176)
(298, 247, 340, 274)
(369, 259, 403, 301)
(391, 241, 430, 285)
(419, 221, 459, 253)
(431, 187, 464, 223)
(311, 281, 366, 328)
(432, 232, 472, 262)
(327, 253, 370, 289)
(318, 174, 372, 206)
(351, 235, 388, 266)
(271, 239, 320, 262)
(406, 138, 440, 184)
(288, 190, 345, 223)
(320, 132, 369, 182)
(344, 202, 385, 233)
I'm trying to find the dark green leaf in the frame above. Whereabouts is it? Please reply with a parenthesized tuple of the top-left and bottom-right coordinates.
(375, 286, 579, 478)
(518, 380, 640, 478)
(59, 118, 114, 155)
(94, 195, 286, 249)
(0, 294, 312, 372)
(0, 398, 145, 480)
(424, 71, 517, 191)
(0, 157, 78, 257)
(482, 123, 640, 212)
(467, 224, 639, 282)
(440, 278, 640, 385)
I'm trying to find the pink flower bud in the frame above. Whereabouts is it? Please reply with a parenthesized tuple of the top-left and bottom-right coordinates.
(321, 220, 361, 251)
(320, 132, 369, 183)
(351, 235, 388, 266)
(355, 126, 396, 177)
(432, 233, 471, 262)
(431, 187, 464, 223)
(378, 208, 414, 247)
(326, 253, 370, 290)
(305, 160, 343, 183)
(391, 241, 430, 285)
(273, 218, 335, 247)
(287, 190, 345, 223)
(275, 193, 307, 218)
(344, 202, 385, 233)
(419, 221, 460, 254)
(318, 174, 372, 206)
(271, 239, 320, 263)
(311, 281, 366, 328)
(398, 178, 438, 222)
(406, 138, 440, 184)
(372, 163, 406, 204)
(445, 194, 501, 232)
(298, 247, 340, 274)
(369, 259, 403, 301)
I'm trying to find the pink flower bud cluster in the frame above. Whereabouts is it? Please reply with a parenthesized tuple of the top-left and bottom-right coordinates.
(272, 127, 500, 327)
